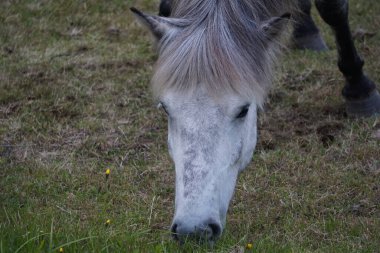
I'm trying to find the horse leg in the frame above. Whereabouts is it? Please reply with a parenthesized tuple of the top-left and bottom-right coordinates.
(159, 0, 172, 17)
(293, 0, 328, 51)
(315, 0, 380, 117)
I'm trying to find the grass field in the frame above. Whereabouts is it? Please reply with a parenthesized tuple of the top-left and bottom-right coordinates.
(1, 0, 379, 252)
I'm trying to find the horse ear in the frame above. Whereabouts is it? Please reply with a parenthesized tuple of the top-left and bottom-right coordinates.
(130, 7, 174, 40)
(260, 13, 291, 41)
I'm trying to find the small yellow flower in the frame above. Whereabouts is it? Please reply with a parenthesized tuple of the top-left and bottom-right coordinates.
(59, 247, 64, 253)
(105, 168, 111, 175)
(106, 219, 111, 225)
(246, 243, 253, 250)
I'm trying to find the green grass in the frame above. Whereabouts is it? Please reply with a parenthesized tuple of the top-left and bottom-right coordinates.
(1, 0, 379, 252)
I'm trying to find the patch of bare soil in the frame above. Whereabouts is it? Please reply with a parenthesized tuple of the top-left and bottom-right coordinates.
(316, 122, 345, 147)
(60, 59, 149, 73)
(258, 103, 346, 151)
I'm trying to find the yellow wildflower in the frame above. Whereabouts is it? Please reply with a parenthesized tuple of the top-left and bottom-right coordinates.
(246, 243, 253, 250)
(106, 219, 111, 225)
(59, 248, 64, 253)
(105, 168, 111, 175)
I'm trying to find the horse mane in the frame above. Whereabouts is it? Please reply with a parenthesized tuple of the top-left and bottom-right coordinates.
(152, 0, 297, 105)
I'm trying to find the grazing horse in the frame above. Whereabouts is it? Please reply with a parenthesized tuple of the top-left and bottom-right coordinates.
(131, 0, 380, 242)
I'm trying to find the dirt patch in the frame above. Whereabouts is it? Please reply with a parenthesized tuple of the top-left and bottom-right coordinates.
(316, 122, 345, 147)
(259, 101, 346, 150)
(61, 59, 148, 73)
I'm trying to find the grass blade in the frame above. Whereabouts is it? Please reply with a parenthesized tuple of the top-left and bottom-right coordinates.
(49, 218, 54, 252)
(14, 233, 50, 253)
(52, 236, 98, 251)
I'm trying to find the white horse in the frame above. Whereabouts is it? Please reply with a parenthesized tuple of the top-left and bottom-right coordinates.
(131, 0, 380, 242)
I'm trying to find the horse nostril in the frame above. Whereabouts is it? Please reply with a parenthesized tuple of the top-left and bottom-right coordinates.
(208, 222, 221, 238)
(171, 220, 222, 242)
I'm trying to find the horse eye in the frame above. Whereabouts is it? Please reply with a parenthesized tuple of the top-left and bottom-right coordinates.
(158, 102, 169, 115)
(236, 105, 249, 119)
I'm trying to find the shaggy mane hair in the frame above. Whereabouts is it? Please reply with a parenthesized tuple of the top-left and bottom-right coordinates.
(152, 0, 297, 105)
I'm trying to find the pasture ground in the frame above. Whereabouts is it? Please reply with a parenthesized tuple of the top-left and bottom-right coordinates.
(0, 0, 379, 252)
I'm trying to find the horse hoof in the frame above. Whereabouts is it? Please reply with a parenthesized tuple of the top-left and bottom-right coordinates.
(293, 32, 328, 52)
(345, 90, 380, 118)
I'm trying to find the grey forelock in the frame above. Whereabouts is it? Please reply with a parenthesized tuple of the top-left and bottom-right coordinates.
(152, 0, 297, 106)
(171, 0, 296, 20)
